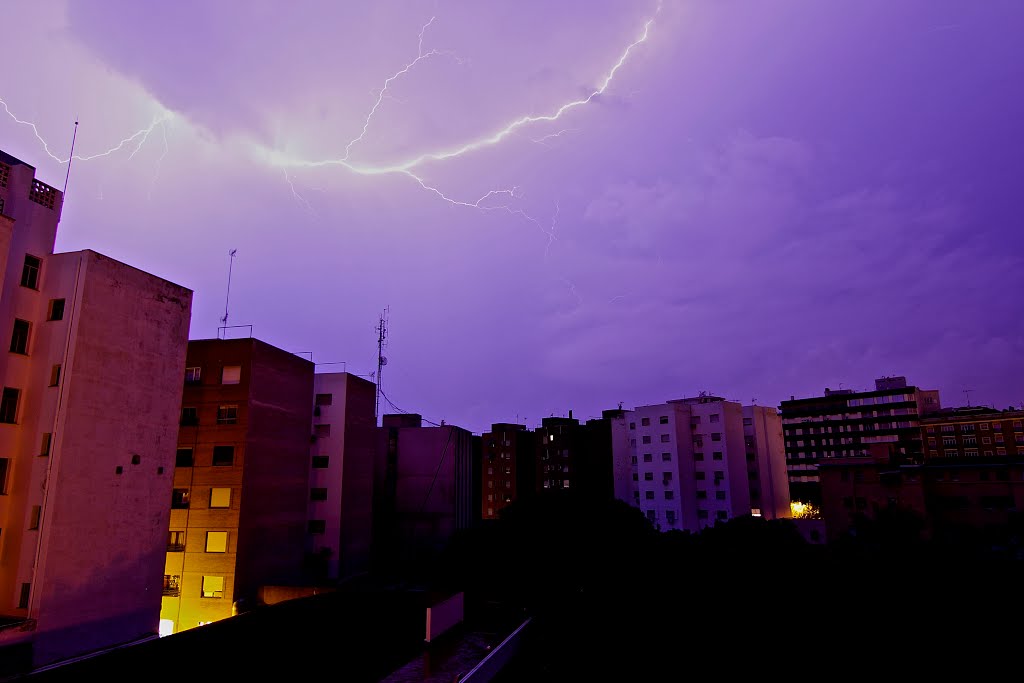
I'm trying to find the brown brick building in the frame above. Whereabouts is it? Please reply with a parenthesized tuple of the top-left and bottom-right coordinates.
(160, 338, 314, 634)
(819, 444, 1024, 542)
(921, 407, 1024, 459)
(481, 423, 536, 520)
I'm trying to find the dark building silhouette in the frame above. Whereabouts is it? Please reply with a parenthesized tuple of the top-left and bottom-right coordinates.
(374, 415, 478, 571)
(481, 423, 537, 520)
(781, 376, 941, 505)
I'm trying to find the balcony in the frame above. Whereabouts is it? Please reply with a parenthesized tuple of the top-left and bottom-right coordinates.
(167, 543, 186, 552)
(180, 416, 199, 427)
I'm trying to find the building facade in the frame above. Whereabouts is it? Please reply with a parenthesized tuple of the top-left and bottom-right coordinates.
(920, 407, 1024, 459)
(781, 376, 941, 505)
(612, 395, 789, 532)
(819, 444, 1024, 542)
(374, 414, 477, 570)
(481, 423, 536, 521)
(307, 372, 376, 581)
(160, 338, 313, 635)
(0, 151, 192, 670)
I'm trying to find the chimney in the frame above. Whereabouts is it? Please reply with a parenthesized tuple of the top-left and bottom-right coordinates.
(568, 409, 573, 420)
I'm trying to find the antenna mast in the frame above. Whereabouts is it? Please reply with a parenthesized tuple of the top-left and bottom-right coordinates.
(375, 307, 389, 424)
(963, 388, 974, 408)
(220, 249, 238, 333)
(63, 120, 78, 195)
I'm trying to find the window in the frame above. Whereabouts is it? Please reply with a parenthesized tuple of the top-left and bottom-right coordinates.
(205, 531, 228, 553)
(21, 255, 41, 289)
(217, 405, 238, 424)
(0, 388, 19, 424)
(315, 393, 333, 406)
(167, 530, 186, 552)
(665, 490, 674, 500)
(996, 433, 1005, 443)
(310, 487, 328, 501)
(221, 365, 241, 384)
(661, 453, 671, 462)
(716, 491, 726, 500)
(180, 407, 198, 426)
(641, 417, 650, 426)
(632, 473, 639, 481)
(710, 414, 720, 423)
(315, 424, 331, 438)
(963, 436, 977, 446)
(962, 424, 975, 432)
(18, 583, 30, 609)
(29, 506, 41, 529)
(645, 491, 654, 500)
(666, 511, 677, 525)
(312, 455, 329, 468)
(646, 510, 656, 522)
(49, 364, 61, 387)
(659, 416, 669, 425)
(0, 457, 9, 494)
(209, 488, 231, 508)
(942, 437, 956, 446)
(162, 574, 181, 596)
(941, 425, 955, 433)
(643, 453, 653, 463)
(716, 511, 728, 520)
(662, 471, 672, 481)
(697, 510, 709, 520)
(630, 455, 637, 465)
(175, 449, 193, 467)
(630, 439, 636, 447)
(711, 433, 722, 442)
(928, 438, 936, 446)
(743, 418, 753, 426)
(697, 490, 707, 499)
(201, 575, 225, 598)
(944, 449, 957, 457)
(694, 452, 704, 461)
(712, 451, 723, 460)
(980, 423, 990, 431)
(642, 436, 651, 444)
(212, 446, 234, 466)
(10, 319, 29, 354)
(695, 472, 706, 481)
(184, 366, 201, 384)
(644, 472, 653, 481)
(660, 434, 670, 443)
(629, 422, 636, 430)
(171, 489, 190, 509)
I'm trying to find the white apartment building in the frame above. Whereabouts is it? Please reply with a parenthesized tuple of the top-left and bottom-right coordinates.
(612, 395, 789, 532)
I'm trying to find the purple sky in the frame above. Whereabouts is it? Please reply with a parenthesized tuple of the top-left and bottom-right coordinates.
(2, 1, 1023, 432)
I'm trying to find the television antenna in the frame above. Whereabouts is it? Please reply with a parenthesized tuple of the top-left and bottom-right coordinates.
(375, 307, 389, 423)
(220, 249, 238, 331)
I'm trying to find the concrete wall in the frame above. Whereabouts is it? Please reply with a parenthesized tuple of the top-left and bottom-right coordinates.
(29, 251, 191, 667)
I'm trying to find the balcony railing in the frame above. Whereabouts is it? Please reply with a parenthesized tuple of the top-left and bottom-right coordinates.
(162, 586, 181, 597)
(167, 543, 186, 552)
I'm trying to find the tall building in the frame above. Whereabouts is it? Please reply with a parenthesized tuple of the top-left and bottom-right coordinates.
(161, 338, 313, 635)
(533, 412, 615, 500)
(481, 423, 537, 520)
(374, 414, 477, 570)
(0, 151, 192, 670)
(307, 372, 376, 580)
(611, 395, 789, 532)
(780, 376, 941, 505)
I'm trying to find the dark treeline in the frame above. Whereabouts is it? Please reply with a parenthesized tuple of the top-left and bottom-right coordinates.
(430, 495, 1024, 680)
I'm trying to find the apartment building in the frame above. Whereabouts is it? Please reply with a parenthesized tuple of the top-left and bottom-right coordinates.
(781, 376, 941, 505)
(307, 372, 376, 580)
(612, 395, 789, 532)
(0, 151, 192, 671)
(920, 407, 1024, 459)
(481, 423, 536, 520)
(160, 338, 313, 635)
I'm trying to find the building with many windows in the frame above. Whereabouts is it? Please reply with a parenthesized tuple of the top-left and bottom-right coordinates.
(611, 395, 789, 532)
(481, 423, 537, 520)
(920, 407, 1024, 459)
(160, 338, 314, 635)
(307, 372, 376, 580)
(0, 150, 192, 672)
(781, 376, 941, 505)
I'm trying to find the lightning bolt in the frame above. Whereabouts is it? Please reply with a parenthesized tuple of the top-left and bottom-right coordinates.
(0, 96, 173, 165)
(283, 169, 316, 215)
(530, 129, 578, 148)
(341, 16, 463, 164)
(265, 2, 660, 174)
(147, 120, 171, 200)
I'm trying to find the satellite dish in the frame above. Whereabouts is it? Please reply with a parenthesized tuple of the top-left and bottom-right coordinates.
(380, 357, 388, 366)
